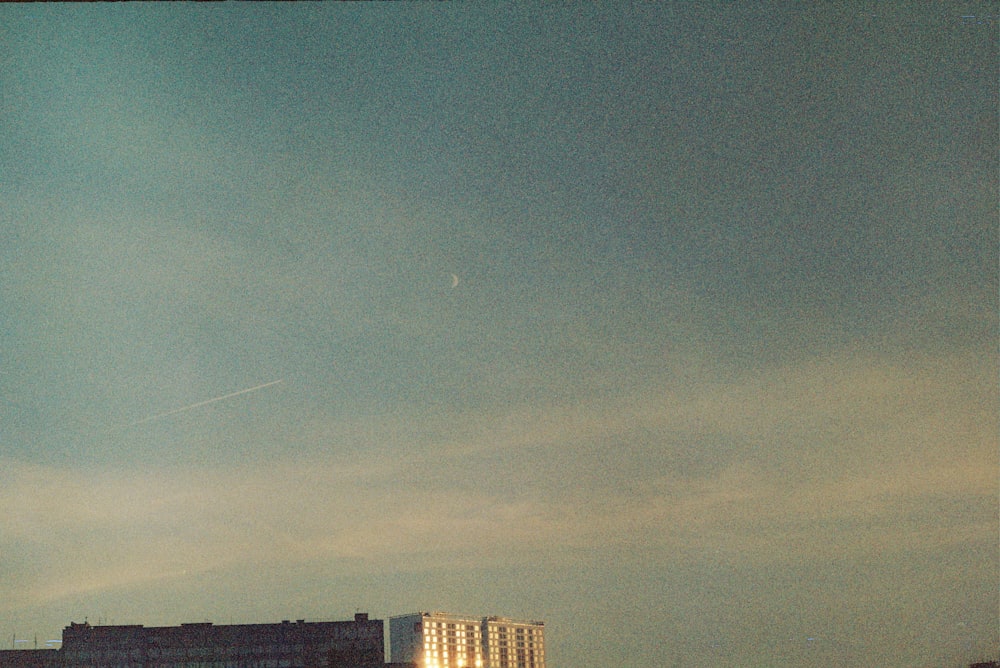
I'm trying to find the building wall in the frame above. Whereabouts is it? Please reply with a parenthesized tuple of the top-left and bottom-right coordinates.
(0, 650, 59, 668)
(388, 615, 422, 667)
(389, 612, 483, 668)
(389, 614, 543, 668)
(55, 615, 383, 668)
(481, 618, 544, 668)
(421, 613, 482, 668)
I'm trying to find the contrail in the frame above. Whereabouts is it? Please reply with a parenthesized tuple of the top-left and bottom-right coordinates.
(128, 379, 284, 427)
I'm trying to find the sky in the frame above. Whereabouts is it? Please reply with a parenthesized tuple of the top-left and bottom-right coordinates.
(0, 4, 997, 667)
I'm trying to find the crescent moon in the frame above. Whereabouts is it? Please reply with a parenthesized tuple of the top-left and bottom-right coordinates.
(450, 273, 459, 288)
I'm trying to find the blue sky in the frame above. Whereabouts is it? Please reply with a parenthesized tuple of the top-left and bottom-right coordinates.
(1, 4, 997, 666)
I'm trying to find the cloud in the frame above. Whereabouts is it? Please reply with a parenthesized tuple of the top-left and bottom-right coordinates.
(2, 338, 992, 620)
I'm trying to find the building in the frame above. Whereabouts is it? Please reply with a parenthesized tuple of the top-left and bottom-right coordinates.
(0, 614, 383, 668)
(480, 618, 544, 668)
(0, 650, 58, 668)
(389, 612, 484, 668)
(388, 613, 544, 668)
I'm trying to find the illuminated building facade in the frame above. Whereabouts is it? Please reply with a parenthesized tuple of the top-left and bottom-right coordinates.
(389, 613, 543, 668)
(389, 613, 483, 668)
(481, 618, 544, 668)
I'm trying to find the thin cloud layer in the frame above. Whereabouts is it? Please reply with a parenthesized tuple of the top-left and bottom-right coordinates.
(3, 346, 993, 640)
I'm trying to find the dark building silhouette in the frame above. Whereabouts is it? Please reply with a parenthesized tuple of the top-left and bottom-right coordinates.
(0, 651, 57, 668)
(0, 615, 383, 668)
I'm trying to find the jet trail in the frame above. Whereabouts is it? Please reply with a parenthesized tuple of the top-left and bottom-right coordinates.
(129, 379, 284, 427)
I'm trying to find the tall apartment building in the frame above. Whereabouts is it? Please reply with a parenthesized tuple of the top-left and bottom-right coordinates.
(480, 617, 544, 668)
(389, 613, 544, 668)
(0, 614, 384, 668)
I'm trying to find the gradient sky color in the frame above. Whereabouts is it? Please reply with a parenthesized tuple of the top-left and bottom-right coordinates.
(1, 4, 997, 667)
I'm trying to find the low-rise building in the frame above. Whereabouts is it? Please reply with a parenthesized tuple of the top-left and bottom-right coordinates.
(0, 614, 383, 668)
(0, 650, 58, 668)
